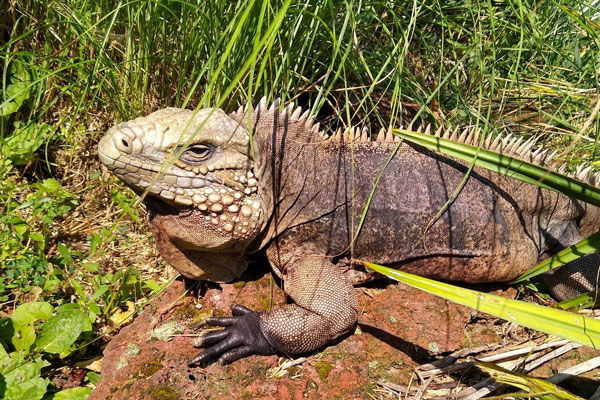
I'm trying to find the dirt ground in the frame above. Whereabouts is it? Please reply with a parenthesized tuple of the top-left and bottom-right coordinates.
(89, 268, 600, 400)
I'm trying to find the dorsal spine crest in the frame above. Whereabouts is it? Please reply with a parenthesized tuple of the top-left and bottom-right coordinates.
(230, 99, 598, 186)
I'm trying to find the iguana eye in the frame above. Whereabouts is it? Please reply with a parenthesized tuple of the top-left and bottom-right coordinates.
(179, 144, 214, 164)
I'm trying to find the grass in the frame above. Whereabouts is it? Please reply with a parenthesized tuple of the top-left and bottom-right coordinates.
(2, 0, 600, 398)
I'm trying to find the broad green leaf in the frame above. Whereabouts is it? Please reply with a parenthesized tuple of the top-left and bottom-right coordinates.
(35, 310, 91, 354)
(82, 262, 99, 273)
(57, 243, 73, 266)
(360, 261, 600, 348)
(394, 128, 600, 207)
(513, 231, 600, 282)
(50, 386, 92, 400)
(0, 350, 25, 372)
(4, 377, 48, 400)
(0, 339, 8, 361)
(10, 302, 53, 329)
(89, 233, 102, 256)
(71, 280, 86, 299)
(90, 285, 108, 302)
(55, 304, 81, 314)
(0, 122, 51, 166)
(3, 359, 49, 386)
(86, 372, 100, 386)
(28, 232, 45, 242)
(0, 61, 32, 116)
(12, 324, 35, 352)
(1, 356, 49, 400)
(38, 178, 62, 193)
(144, 280, 161, 293)
(10, 302, 53, 352)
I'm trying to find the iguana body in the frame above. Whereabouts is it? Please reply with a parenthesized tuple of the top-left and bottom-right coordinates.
(98, 99, 600, 364)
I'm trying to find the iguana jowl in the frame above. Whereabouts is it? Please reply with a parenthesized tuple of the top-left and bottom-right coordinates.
(98, 98, 600, 365)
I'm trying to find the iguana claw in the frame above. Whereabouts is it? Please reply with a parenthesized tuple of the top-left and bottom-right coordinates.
(189, 304, 277, 366)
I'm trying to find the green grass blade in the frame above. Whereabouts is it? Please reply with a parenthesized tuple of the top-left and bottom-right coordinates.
(394, 129, 600, 208)
(512, 231, 600, 282)
(557, 291, 598, 310)
(477, 362, 584, 400)
(359, 260, 600, 349)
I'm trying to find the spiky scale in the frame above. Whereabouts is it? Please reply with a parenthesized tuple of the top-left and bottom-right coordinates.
(343, 128, 350, 142)
(483, 134, 492, 148)
(258, 96, 268, 111)
(334, 128, 343, 141)
(291, 107, 303, 121)
(284, 102, 295, 117)
(516, 137, 535, 156)
(424, 123, 432, 135)
(500, 134, 513, 151)
(458, 127, 469, 144)
(305, 117, 315, 130)
(490, 134, 502, 150)
(376, 128, 386, 142)
(299, 110, 310, 122)
(545, 150, 558, 164)
(449, 126, 460, 141)
(505, 136, 523, 153)
(578, 165, 593, 181)
(385, 127, 394, 143)
(533, 149, 548, 164)
(557, 163, 568, 174)
(311, 122, 321, 134)
(269, 98, 281, 111)
(471, 128, 482, 146)
(361, 126, 369, 142)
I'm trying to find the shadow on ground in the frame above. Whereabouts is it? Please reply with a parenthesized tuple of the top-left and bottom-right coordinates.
(89, 271, 554, 399)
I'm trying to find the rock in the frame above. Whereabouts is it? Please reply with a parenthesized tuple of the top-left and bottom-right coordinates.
(90, 274, 481, 399)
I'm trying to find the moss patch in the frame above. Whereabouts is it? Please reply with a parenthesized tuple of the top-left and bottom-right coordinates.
(137, 360, 164, 378)
(314, 360, 334, 383)
(233, 281, 246, 289)
(149, 385, 178, 400)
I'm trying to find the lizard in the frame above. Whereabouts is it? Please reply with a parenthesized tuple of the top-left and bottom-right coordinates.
(97, 98, 600, 366)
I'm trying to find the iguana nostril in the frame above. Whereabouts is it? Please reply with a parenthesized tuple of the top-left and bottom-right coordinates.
(114, 132, 133, 154)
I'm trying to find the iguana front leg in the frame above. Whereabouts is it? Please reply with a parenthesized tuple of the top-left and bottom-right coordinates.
(189, 255, 358, 365)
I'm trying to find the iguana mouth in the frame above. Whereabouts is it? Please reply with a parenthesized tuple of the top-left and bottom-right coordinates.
(143, 195, 194, 219)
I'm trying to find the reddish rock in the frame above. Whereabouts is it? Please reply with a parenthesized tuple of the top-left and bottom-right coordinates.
(91, 274, 485, 399)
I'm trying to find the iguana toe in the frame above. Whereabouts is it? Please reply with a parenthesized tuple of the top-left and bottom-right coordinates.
(189, 304, 277, 367)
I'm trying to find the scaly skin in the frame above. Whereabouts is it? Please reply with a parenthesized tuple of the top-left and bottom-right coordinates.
(98, 99, 600, 365)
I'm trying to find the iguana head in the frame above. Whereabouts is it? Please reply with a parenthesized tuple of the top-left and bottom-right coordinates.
(98, 107, 265, 282)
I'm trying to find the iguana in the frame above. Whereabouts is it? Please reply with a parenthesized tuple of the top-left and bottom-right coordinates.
(98, 98, 600, 366)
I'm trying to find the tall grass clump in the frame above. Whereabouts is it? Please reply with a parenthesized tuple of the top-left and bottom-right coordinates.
(1, 0, 600, 397)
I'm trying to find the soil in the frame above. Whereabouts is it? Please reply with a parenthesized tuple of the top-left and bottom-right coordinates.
(88, 268, 600, 399)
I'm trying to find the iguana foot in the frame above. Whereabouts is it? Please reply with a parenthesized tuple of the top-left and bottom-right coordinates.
(189, 304, 278, 366)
